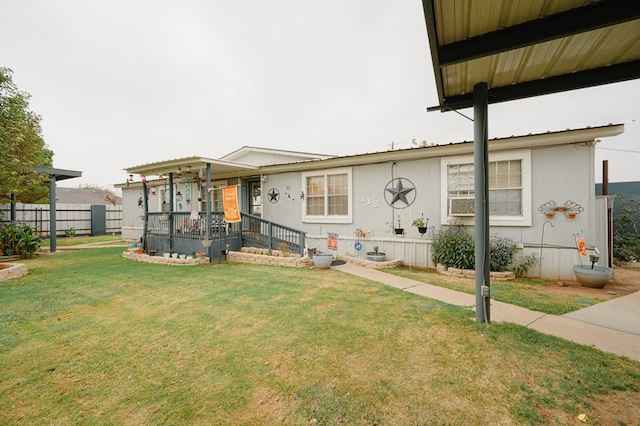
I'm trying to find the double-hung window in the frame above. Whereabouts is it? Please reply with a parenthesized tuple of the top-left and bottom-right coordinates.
(302, 168, 352, 223)
(441, 151, 531, 226)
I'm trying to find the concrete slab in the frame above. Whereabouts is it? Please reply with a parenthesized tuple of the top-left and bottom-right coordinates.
(563, 291, 640, 336)
(528, 314, 640, 361)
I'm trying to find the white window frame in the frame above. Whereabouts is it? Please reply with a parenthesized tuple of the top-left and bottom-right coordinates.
(301, 167, 353, 224)
(440, 150, 532, 227)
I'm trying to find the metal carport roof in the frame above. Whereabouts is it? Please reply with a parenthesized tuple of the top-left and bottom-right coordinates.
(420, 0, 640, 323)
(422, 0, 640, 112)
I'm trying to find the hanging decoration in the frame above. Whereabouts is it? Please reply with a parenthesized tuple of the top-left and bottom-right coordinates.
(384, 178, 416, 208)
(185, 177, 191, 205)
(268, 188, 280, 203)
(538, 200, 584, 219)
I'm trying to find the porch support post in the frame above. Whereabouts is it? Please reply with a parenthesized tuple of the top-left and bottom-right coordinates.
(205, 163, 211, 241)
(142, 179, 149, 251)
(10, 192, 16, 223)
(205, 163, 212, 261)
(48, 175, 58, 253)
(168, 172, 174, 252)
(474, 82, 491, 324)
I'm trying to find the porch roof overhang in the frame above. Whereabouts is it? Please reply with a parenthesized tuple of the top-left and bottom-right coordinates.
(34, 166, 82, 181)
(123, 156, 259, 181)
(422, 0, 640, 112)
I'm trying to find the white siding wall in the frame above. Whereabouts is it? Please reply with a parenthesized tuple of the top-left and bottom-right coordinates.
(263, 143, 601, 279)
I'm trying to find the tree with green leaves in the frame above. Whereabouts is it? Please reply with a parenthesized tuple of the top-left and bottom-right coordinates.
(0, 67, 53, 203)
(613, 193, 640, 263)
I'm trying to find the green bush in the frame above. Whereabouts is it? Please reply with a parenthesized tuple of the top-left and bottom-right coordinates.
(431, 221, 475, 269)
(613, 194, 640, 263)
(0, 222, 41, 258)
(431, 221, 522, 272)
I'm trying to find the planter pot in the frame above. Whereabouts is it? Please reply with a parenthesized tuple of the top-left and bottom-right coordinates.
(313, 253, 333, 268)
(573, 265, 612, 288)
(202, 239, 213, 248)
(196, 252, 206, 258)
(171, 253, 179, 259)
(366, 252, 386, 262)
(186, 255, 193, 260)
(163, 253, 171, 259)
(179, 254, 186, 260)
(418, 227, 427, 234)
(148, 250, 157, 257)
(394, 228, 404, 235)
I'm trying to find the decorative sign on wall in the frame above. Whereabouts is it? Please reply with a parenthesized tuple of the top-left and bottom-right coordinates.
(268, 188, 280, 203)
(384, 178, 416, 208)
(538, 199, 584, 219)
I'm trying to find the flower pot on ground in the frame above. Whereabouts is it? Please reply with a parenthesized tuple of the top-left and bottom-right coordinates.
(313, 252, 333, 268)
(163, 252, 171, 259)
(573, 264, 612, 288)
(171, 253, 179, 259)
(366, 246, 386, 262)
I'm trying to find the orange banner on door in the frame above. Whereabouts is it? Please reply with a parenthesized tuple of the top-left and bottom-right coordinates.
(222, 185, 241, 223)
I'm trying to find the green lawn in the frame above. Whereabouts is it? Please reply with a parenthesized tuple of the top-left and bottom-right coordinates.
(384, 266, 607, 315)
(39, 234, 126, 247)
(1, 248, 638, 425)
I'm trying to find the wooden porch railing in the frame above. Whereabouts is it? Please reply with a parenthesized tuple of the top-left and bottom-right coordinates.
(145, 212, 305, 256)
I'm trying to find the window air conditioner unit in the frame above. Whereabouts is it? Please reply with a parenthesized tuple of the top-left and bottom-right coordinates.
(450, 197, 475, 216)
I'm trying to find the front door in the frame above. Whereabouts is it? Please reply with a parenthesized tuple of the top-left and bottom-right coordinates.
(249, 181, 262, 216)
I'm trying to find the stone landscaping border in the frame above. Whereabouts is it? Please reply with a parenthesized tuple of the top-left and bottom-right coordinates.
(436, 263, 515, 281)
(122, 251, 209, 266)
(122, 246, 406, 270)
(227, 248, 403, 269)
(0, 263, 28, 282)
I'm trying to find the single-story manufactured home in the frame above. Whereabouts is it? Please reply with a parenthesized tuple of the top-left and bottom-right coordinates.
(117, 124, 623, 280)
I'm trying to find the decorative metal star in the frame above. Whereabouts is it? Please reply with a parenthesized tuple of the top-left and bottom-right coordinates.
(268, 188, 280, 203)
(384, 178, 416, 208)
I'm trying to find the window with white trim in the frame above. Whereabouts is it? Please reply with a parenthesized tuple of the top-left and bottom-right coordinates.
(441, 151, 531, 226)
(302, 168, 352, 223)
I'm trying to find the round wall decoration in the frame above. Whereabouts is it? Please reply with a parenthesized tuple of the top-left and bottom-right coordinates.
(384, 178, 416, 208)
(267, 188, 280, 203)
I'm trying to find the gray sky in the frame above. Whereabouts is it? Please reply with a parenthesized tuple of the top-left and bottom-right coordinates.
(2, 0, 638, 190)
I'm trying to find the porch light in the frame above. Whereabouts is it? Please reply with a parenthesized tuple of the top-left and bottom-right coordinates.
(186, 165, 192, 173)
(176, 191, 183, 201)
(128, 174, 134, 182)
(177, 167, 182, 176)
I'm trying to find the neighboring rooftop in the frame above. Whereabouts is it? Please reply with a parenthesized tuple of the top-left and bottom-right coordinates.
(56, 187, 121, 205)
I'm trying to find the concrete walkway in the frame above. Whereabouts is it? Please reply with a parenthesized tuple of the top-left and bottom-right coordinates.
(332, 263, 640, 361)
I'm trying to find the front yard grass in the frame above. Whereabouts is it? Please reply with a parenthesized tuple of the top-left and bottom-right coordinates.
(384, 266, 605, 315)
(1, 248, 638, 424)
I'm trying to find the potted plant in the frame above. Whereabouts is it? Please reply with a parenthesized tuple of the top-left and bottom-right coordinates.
(394, 217, 404, 236)
(412, 216, 429, 235)
(163, 250, 171, 259)
(313, 252, 333, 268)
(366, 245, 386, 262)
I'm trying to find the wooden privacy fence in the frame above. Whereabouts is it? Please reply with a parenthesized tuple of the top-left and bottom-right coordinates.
(0, 203, 122, 236)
